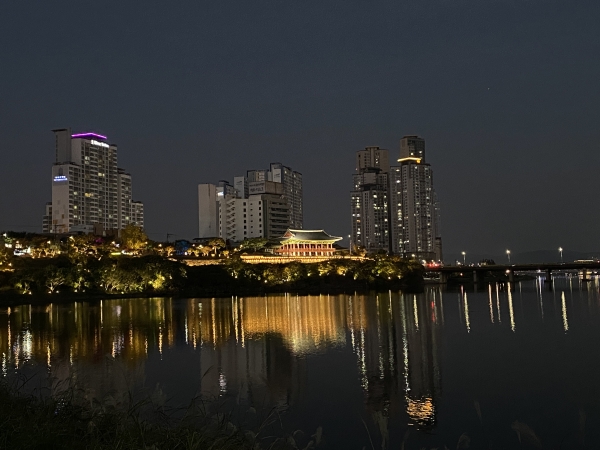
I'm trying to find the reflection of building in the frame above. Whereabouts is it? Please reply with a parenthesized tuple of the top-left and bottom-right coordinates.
(348, 290, 442, 429)
(42, 129, 144, 234)
(0, 291, 442, 430)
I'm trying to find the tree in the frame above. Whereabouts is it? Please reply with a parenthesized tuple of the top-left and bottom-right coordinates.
(121, 225, 148, 254)
(240, 238, 269, 253)
(0, 243, 12, 269)
(354, 246, 367, 257)
(43, 266, 67, 293)
(207, 238, 226, 257)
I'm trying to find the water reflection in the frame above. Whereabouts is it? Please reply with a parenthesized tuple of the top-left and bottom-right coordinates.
(0, 292, 444, 428)
(1, 278, 599, 440)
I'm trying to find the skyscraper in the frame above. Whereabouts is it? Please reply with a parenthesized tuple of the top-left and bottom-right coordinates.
(350, 138, 442, 260)
(390, 136, 441, 260)
(42, 128, 144, 234)
(268, 163, 303, 229)
(351, 147, 391, 252)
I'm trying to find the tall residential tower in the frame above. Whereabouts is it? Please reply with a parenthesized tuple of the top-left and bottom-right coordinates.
(198, 162, 301, 241)
(42, 128, 144, 234)
(350, 137, 442, 260)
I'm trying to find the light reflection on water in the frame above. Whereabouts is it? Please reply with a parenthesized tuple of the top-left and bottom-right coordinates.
(2, 276, 600, 447)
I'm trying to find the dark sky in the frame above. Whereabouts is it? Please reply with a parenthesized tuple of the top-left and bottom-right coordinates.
(1, 0, 599, 258)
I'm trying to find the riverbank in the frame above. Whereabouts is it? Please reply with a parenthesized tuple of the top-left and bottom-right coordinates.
(0, 254, 424, 306)
(0, 381, 317, 450)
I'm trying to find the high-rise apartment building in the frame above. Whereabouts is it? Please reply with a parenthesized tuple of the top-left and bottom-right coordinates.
(42, 128, 144, 234)
(268, 163, 303, 229)
(356, 146, 390, 173)
(198, 180, 290, 241)
(351, 147, 391, 252)
(198, 161, 301, 241)
(350, 138, 442, 260)
(240, 163, 302, 228)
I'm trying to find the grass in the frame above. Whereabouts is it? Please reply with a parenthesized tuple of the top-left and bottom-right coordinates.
(0, 374, 322, 450)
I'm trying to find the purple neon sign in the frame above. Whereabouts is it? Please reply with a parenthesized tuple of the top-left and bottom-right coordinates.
(71, 132, 107, 140)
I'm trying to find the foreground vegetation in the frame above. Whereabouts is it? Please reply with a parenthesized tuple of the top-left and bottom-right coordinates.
(0, 378, 321, 450)
(0, 229, 424, 301)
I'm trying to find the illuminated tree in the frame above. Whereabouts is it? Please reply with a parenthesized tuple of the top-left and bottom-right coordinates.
(207, 238, 226, 257)
(354, 246, 367, 257)
(43, 266, 67, 293)
(14, 271, 35, 294)
(68, 234, 97, 258)
(121, 225, 148, 254)
(240, 238, 269, 253)
(0, 243, 12, 269)
(282, 262, 304, 282)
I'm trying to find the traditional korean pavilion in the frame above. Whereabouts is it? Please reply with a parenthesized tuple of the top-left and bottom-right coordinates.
(273, 229, 343, 257)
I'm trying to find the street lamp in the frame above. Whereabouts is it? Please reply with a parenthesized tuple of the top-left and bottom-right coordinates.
(506, 249, 511, 264)
(348, 235, 352, 255)
(461, 251, 466, 265)
(558, 247, 563, 263)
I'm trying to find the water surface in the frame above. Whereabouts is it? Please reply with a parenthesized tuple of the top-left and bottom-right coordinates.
(2, 277, 600, 448)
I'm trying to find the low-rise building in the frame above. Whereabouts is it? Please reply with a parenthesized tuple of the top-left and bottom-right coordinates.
(273, 229, 342, 257)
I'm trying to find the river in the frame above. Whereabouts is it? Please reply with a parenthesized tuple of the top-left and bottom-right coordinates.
(2, 276, 600, 448)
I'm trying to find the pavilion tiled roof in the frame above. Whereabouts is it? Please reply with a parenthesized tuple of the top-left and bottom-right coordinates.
(278, 229, 342, 242)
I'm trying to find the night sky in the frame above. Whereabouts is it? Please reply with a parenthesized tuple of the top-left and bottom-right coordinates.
(1, 1, 599, 259)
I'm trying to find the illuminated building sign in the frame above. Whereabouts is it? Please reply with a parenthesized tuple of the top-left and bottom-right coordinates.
(71, 132, 107, 140)
(53, 175, 68, 182)
(90, 139, 109, 148)
(398, 157, 422, 163)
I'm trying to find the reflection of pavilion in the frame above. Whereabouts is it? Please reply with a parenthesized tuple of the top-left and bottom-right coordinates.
(0, 291, 442, 427)
(196, 295, 348, 407)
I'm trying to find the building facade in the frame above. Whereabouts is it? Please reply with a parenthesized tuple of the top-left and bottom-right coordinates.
(269, 163, 303, 229)
(42, 129, 144, 234)
(198, 182, 291, 242)
(351, 168, 390, 253)
(198, 161, 301, 241)
(350, 138, 442, 260)
(239, 163, 302, 228)
(273, 229, 342, 257)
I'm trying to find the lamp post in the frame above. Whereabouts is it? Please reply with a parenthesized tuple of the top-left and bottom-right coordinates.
(461, 251, 466, 265)
(558, 247, 563, 263)
(348, 235, 352, 255)
(506, 249, 511, 264)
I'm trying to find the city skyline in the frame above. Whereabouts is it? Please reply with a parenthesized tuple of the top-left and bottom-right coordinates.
(1, 1, 599, 256)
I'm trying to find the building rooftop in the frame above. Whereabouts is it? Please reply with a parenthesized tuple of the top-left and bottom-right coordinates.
(71, 132, 107, 140)
(279, 229, 342, 242)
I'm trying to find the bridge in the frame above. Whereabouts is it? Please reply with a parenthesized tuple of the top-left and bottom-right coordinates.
(426, 261, 600, 284)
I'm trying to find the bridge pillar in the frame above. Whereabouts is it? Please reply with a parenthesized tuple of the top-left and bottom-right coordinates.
(440, 272, 448, 284)
(473, 270, 478, 284)
(581, 269, 589, 281)
(508, 270, 514, 284)
(546, 269, 552, 283)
